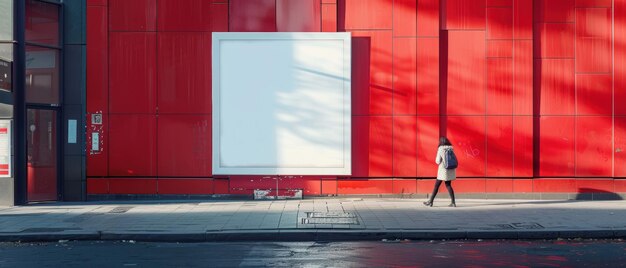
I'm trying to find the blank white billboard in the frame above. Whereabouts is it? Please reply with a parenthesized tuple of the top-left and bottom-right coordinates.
(212, 32, 351, 175)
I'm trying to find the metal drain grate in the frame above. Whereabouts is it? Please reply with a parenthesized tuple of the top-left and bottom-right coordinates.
(108, 206, 134, 214)
(301, 211, 358, 225)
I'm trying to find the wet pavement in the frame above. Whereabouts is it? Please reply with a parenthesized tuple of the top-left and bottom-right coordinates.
(0, 199, 625, 242)
(1, 239, 625, 267)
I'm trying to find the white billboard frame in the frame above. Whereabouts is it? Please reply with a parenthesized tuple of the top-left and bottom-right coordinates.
(212, 32, 351, 175)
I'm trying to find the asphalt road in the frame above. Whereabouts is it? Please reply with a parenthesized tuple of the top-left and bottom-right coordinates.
(0, 239, 625, 267)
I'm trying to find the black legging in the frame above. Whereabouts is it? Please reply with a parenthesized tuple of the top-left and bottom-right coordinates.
(428, 180, 455, 204)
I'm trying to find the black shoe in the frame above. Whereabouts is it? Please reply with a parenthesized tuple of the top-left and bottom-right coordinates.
(448, 203, 456, 207)
(423, 201, 433, 207)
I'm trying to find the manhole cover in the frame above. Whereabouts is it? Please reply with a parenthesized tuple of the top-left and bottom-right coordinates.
(301, 211, 358, 225)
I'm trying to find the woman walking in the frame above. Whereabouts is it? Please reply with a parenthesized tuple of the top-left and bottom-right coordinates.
(423, 137, 457, 207)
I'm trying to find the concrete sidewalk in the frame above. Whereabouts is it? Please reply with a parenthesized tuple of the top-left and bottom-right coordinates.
(0, 198, 625, 242)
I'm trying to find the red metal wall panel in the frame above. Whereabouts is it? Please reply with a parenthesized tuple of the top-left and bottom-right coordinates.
(513, 40, 533, 115)
(87, 178, 108, 194)
(416, 116, 440, 177)
(575, 116, 612, 177)
(485, 179, 513, 192)
(108, 0, 156, 31)
(337, 179, 393, 195)
(87, 0, 107, 6)
(229, 0, 276, 32)
(533, 179, 576, 192)
(488, 0, 511, 6)
(157, 115, 211, 177)
(486, 116, 513, 177)
(575, 8, 611, 73)
(452, 179, 487, 193)
(575, 179, 614, 192)
(222, 176, 275, 195)
(108, 178, 158, 194)
(393, 0, 417, 37)
(157, 0, 212, 31)
(575, 0, 612, 7)
(86, 6, 109, 177)
(276, 0, 321, 32)
(576, 74, 612, 115)
(157, 179, 213, 195)
(446, 116, 487, 177)
(86, 6, 108, 114)
(108, 115, 157, 176)
(535, 59, 575, 115)
(534, 0, 575, 22)
(86, 114, 108, 176)
(211, 3, 229, 32)
(351, 31, 393, 115)
(513, 0, 533, 39)
(487, 40, 513, 58)
(417, 0, 440, 37)
(446, 31, 486, 115)
(513, 116, 533, 177)
(534, 23, 575, 58)
(539, 116, 575, 177)
(417, 38, 440, 115)
(393, 116, 417, 177)
(616, 180, 626, 192)
(512, 179, 533, 192)
(416, 179, 432, 193)
(617, 117, 626, 177)
(321, 4, 337, 32)
(393, 38, 417, 115)
(214, 179, 230, 194)
(278, 176, 323, 196)
(83, 0, 626, 196)
(157, 32, 212, 114)
(618, 0, 626, 116)
(486, 7, 513, 40)
(352, 116, 393, 177)
(392, 179, 417, 194)
(109, 32, 157, 114)
(322, 179, 338, 195)
(486, 59, 513, 115)
(338, 0, 393, 30)
(444, 0, 486, 30)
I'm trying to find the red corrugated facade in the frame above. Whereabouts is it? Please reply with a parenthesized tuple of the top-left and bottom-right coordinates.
(86, 0, 626, 196)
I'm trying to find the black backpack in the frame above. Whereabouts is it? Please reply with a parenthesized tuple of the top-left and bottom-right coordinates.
(443, 148, 458, 169)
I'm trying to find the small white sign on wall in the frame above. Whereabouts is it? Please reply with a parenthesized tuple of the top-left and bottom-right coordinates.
(212, 32, 352, 175)
(67, 119, 77, 144)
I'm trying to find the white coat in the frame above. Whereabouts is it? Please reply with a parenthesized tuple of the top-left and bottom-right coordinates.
(436, 145, 457, 181)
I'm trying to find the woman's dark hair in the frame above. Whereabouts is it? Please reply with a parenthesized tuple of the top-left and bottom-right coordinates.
(439, 137, 452, 146)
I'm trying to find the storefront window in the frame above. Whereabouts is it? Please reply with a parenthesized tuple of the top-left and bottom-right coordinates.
(0, 0, 12, 41)
(25, 46, 59, 104)
(0, 44, 11, 61)
(25, 0, 59, 46)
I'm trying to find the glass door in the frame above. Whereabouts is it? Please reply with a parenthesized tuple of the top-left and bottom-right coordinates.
(26, 108, 57, 202)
